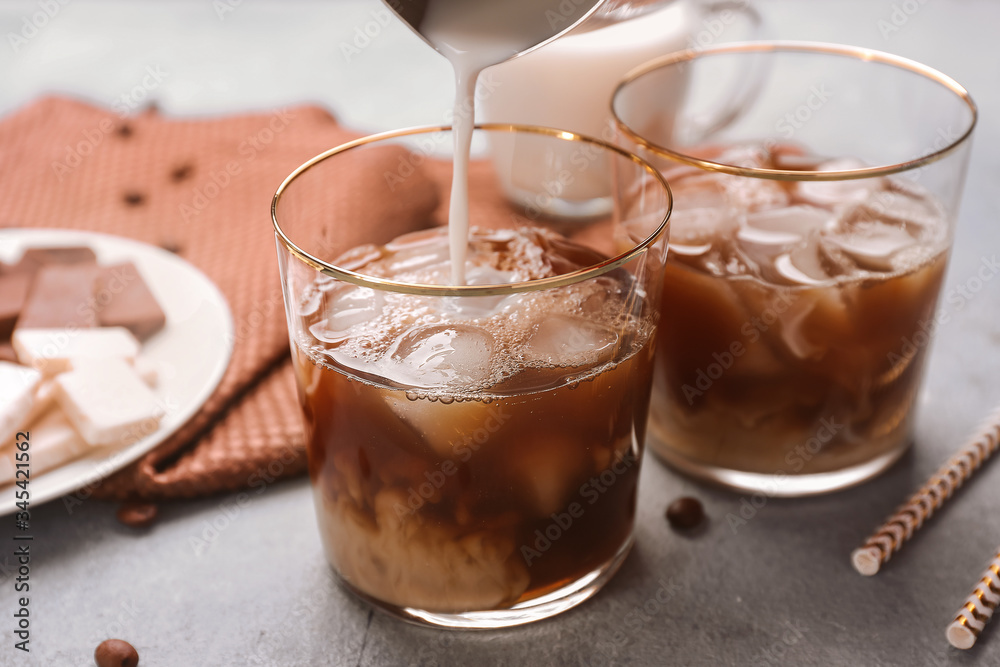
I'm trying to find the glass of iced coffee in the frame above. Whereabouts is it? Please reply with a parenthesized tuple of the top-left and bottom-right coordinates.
(612, 42, 976, 495)
(272, 125, 671, 628)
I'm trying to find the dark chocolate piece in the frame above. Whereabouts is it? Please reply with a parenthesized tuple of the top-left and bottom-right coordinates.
(16, 264, 99, 329)
(0, 272, 32, 340)
(18, 246, 97, 272)
(94, 262, 166, 340)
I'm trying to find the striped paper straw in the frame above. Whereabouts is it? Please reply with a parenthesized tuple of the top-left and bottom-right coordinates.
(851, 406, 1000, 576)
(947, 547, 1000, 649)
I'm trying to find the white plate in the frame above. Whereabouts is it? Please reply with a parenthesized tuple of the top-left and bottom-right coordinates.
(0, 229, 234, 514)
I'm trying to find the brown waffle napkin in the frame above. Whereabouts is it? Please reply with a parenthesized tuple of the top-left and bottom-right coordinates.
(0, 96, 450, 501)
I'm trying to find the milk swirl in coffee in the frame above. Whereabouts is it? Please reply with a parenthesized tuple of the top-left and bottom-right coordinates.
(647, 143, 951, 481)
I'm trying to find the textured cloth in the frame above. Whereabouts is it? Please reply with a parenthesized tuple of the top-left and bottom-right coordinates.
(0, 96, 458, 500)
(0, 97, 558, 501)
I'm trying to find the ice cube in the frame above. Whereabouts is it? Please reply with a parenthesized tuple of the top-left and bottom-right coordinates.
(772, 152, 826, 171)
(795, 158, 882, 207)
(308, 286, 385, 345)
(330, 243, 382, 271)
(744, 205, 830, 240)
(385, 228, 447, 253)
(668, 240, 714, 258)
(384, 394, 508, 458)
(383, 324, 495, 389)
(816, 236, 859, 277)
(827, 222, 918, 272)
(773, 239, 833, 286)
(385, 230, 450, 274)
(854, 182, 946, 241)
(298, 274, 342, 317)
(658, 162, 708, 186)
(669, 206, 739, 261)
(668, 173, 759, 266)
(539, 234, 610, 276)
(721, 175, 790, 212)
(776, 298, 827, 359)
(330, 448, 370, 508)
(521, 314, 618, 368)
(774, 288, 852, 361)
(714, 144, 771, 169)
(668, 178, 742, 262)
(297, 285, 323, 318)
(671, 173, 730, 209)
(504, 432, 593, 516)
(736, 206, 832, 272)
(677, 147, 789, 211)
(443, 265, 515, 317)
(737, 225, 804, 248)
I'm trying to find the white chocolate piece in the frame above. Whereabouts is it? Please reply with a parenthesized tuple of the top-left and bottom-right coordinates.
(54, 357, 162, 447)
(131, 356, 159, 388)
(13, 327, 140, 376)
(0, 409, 90, 486)
(0, 362, 41, 445)
(22, 379, 58, 428)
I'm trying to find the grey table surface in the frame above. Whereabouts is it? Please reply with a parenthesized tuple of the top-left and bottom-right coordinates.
(1, 0, 998, 665)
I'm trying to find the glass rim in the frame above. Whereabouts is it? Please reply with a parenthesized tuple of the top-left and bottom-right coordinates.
(611, 40, 979, 182)
(272, 123, 672, 297)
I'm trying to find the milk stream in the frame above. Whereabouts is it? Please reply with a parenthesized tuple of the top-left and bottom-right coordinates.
(387, 0, 604, 284)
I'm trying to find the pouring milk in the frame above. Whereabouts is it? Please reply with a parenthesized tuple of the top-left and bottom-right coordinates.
(382, 0, 607, 284)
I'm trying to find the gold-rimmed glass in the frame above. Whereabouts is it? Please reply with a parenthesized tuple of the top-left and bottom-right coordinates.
(272, 125, 671, 628)
(612, 42, 977, 496)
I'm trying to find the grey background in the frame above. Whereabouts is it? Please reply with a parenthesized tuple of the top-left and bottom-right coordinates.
(0, 0, 998, 665)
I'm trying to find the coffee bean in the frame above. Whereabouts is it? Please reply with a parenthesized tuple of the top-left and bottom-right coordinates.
(116, 502, 158, 529)
(94, 638, 139, 667)
(157, 238, 183, 254)
(666, 496, 704, 530)
(169, 164, 193, 182)
(123, 192, 145, 207)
